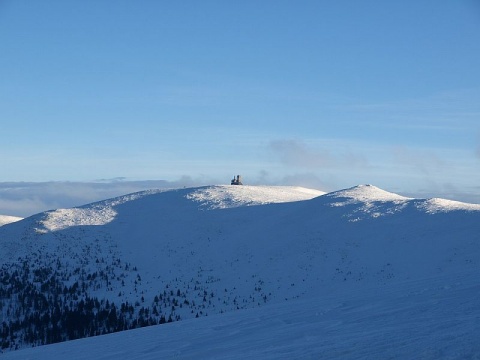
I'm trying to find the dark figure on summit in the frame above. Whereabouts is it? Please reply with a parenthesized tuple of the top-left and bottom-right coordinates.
(231, 175, 243, 185)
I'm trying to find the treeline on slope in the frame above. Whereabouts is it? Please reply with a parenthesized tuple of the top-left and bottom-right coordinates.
(0, 251, 271, 352)
(0, 257, 184, 351)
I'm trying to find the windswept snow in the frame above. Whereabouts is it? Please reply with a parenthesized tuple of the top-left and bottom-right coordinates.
(0, 184, 479, 357)
(33, 184, 480, 233)
(0, 215, 23, 227)
(319, 185, 412, 221)
(417, 197, 480, 214)
(37, 207, 118, 232)
(186, 185, 324, 209)
(36, 186, 323, 232)
(320, 184, 480, 221)
(327, 184, 411, 203)
(326, 184, 480, 213)
(37, 190, 162, 232)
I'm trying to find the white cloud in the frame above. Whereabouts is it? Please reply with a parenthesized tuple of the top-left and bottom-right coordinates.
(280, 173, 330, 191)
(267, 139, 369, 171)
(268, 139, 332, 169)
(392, 146, 445, 175)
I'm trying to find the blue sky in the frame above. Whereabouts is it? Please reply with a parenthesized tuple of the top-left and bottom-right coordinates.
(1, 1, 480, 214)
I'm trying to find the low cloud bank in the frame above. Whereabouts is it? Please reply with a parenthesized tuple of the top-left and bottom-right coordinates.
(2, 176, 479, 218)
(0, 175, 329, 218)
(0, 179, 203, 217)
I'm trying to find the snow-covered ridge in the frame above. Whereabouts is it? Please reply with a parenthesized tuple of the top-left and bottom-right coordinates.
(37, 190, 163, 232)
(186, 185, 324, 209)
(36, 186, 323, 232)
(0, 215, 23, 227)
(417, 197, 480, 214)
(320, 185, 412, 221)
(320, 184, 480, 221)
(0, 183, 479, 355)
(327, 184, 411, 203)
(34, 184, 480, 232)
(38, 207, 117, 233)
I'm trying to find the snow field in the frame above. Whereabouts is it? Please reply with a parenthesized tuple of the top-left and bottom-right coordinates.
(0, 184, 479, 356)
(2, 271, 479, 359)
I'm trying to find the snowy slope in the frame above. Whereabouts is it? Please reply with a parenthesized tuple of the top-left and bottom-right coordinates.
(186, 185, 324, 209)
(0, 215, 23, 227)
(3, 271, 479, 360)
(0, 184, 479, 356)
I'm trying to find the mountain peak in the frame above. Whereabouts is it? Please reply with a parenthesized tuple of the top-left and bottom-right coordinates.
(326, 184, 411, 203)
(319, 185, 480, 221)
(0, 183, 479, 354)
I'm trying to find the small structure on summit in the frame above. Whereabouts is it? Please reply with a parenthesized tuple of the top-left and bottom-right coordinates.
(231, 175, 243, 185)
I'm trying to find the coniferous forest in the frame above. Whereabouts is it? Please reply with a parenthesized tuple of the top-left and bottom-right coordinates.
(0, 247, 269, 351)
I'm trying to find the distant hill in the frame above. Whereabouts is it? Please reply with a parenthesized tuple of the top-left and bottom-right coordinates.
(0, 184, 479, 354)
(0, 215, 23, 227)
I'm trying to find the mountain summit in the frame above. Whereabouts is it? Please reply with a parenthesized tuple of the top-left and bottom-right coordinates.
(0, 185, 479, 354)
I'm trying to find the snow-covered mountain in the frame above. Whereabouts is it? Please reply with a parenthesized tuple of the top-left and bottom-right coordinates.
(1, 184, 479, 357)
(0, 215, 23, 227)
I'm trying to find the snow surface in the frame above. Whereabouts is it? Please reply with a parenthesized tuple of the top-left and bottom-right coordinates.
(1, 184, 479, 358)
(417, 197, 480, 214)
(37, 191, 162, 232)
(327, 184, 412, 203)
(2, 271, 479, 359)
(0, 215, 23, 227)
(36, 186, 323, 233)
(319, 184, 480, 221)
(186, 185, 324, 209)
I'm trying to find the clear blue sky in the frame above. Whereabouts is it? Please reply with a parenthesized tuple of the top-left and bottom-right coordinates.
(1, 1, 480, 203)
